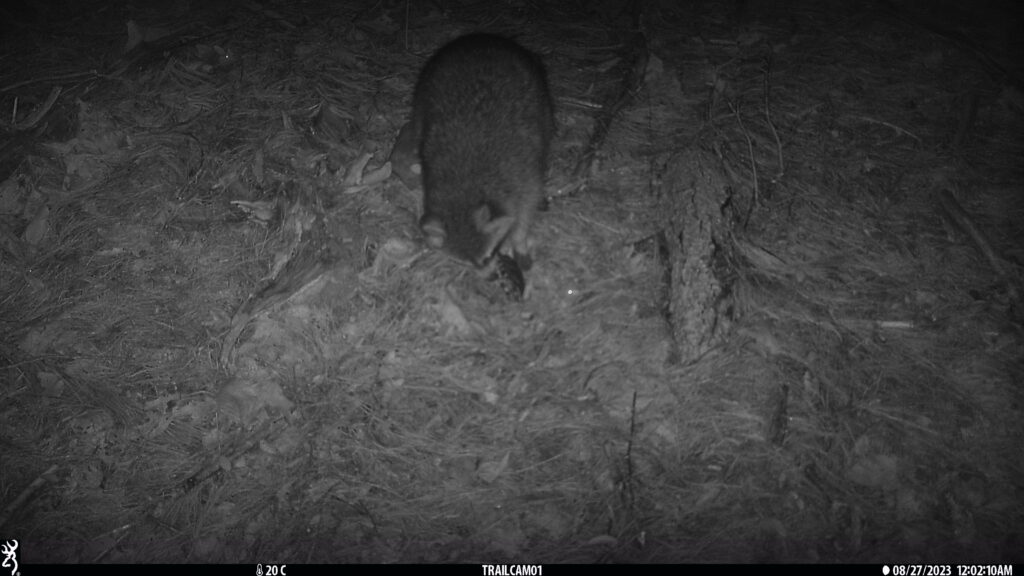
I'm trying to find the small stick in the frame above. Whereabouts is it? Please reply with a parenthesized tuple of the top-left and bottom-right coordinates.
(730, 101, 759, 225)
(937, 189, 1007, 277)
(937, 189, 1019, 301)
(0, 464, 58, 531)
(762, 52, 784, 181)
(13, 86, 62, 131)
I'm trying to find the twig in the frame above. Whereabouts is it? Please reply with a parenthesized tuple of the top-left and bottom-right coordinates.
(0, 464, 58, 531)
(937, 190, 1010, 278)
(848, 115, 921, 142)
(730, 101, 759, 225)
(1, 72, 93, 93)
(568, 31, 649, 193)
(761, 51, 784, 181)
(13, 86, 62, 131)
(91, 523, 133, 563)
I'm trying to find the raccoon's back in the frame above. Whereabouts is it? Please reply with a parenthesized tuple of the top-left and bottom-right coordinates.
(413, 35, 553, 185)
(413, 34, 553, 265)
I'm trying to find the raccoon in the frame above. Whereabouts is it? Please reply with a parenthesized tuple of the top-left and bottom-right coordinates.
(410, 34, 554, 270)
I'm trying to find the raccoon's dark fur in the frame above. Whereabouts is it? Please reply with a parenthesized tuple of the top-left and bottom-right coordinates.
(410, 34, 554, 270)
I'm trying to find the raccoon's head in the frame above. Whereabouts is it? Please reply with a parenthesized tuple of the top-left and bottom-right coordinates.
(420, 204, 517, 268)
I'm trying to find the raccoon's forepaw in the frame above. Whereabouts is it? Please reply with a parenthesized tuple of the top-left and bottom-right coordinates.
(420, 215, 447, 249)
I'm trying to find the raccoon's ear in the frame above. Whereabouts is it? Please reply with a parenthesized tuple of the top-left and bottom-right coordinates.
(420, 215, 447, 248)
(470, 204, 492, 229)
